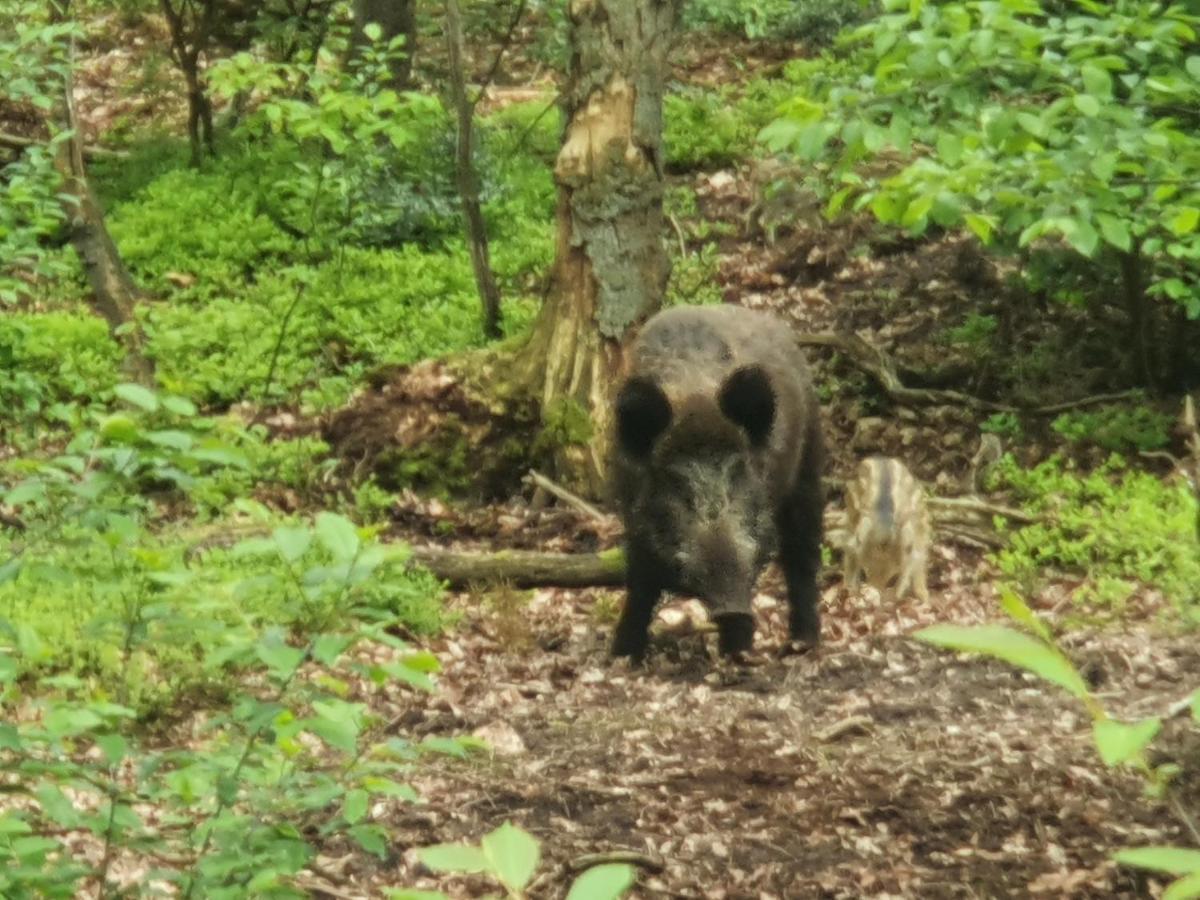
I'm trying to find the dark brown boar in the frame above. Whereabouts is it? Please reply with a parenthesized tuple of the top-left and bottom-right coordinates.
(609, 305, 824, 661)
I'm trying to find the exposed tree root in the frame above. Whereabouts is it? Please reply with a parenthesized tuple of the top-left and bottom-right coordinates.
(796, 331, 1139, 414)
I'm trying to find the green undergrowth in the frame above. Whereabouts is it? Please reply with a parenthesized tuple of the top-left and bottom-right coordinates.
(71, 98, 555, 413)
(1, 385, 445, 714)
(991, 454, 1200, 621)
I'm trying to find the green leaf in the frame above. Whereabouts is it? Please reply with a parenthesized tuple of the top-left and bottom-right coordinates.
(566, 863, 637, 900)
(1063, 218, 1100, 257)
(1097, 214, 1132, 252)
(272, 525, 312, 563)
(481, 822, 541, 892)
(99, 413, 140, 444)
(313, 633, 354, 665)
(343, 789, 369, 825)
(160, 395, 198, 417)
(1187, 57, 1200, 80)
(1164, 871, 1200, 900)
(1191, 689, 1199, 723)
(315, 512, 360, 561)
(35, 783, 82, 828)
(1114, 846, 1200, 876)
(145, 429, 194, 451)
(0, 723, 21, 751)
(388, 892, 449, 900)
(0, 652, 17, 683)
(43, 706, 104, 737)
(913, 624, 1090, 699)
(96, 733, 129, 765)
(997, 587, 1053, 642)
(308, 699, 363, 753)
(1081, 64, 1112, 98)
(1168, 208, 1199, 236)
(1093, 718, 1161, 767)
(963, 212, 994, 244)
(418, 843, 490, 874)
(113, 383, 159, 412)
(256, 640, 306, 677)
(936, 133, 962, 166)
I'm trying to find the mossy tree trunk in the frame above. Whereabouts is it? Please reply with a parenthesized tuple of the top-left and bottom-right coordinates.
(521, 0, 679, 496)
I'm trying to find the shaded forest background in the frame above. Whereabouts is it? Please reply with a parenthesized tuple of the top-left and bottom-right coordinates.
(1, 0, 1199, 897)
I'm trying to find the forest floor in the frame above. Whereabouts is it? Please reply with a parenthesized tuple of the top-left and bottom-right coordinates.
(321, 79, 1196, 900)
(358, 508, 1199, 899)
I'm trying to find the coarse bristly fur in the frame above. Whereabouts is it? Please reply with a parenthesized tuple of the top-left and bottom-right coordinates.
(843, 456, 931, 603)
(609, 305, 825, 663)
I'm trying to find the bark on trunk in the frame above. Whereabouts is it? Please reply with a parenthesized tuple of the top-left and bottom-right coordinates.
(521, 0, 679, 496)
(352, 0, 417, 88)
(159, 0, 217, 167)
(445, 0, 502, 339)
(53, 28, 153, 382)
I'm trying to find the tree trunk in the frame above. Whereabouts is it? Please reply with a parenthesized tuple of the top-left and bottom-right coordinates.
(53, 18, 153, 383)
(520, 0, 679, 496)
(445, 0, 502, 339)
(352, 0, 417, 88)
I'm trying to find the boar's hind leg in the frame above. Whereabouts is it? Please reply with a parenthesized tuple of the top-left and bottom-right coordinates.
(778, 438, 824, 644)
(611, 546, 662, 662)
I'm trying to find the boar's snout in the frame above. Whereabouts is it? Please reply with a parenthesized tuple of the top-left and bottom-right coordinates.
(681, 521, 756, 618)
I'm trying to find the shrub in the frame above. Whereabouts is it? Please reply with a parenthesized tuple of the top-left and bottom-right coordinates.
(1051, 404, 1173, 453)
(761, 1, 1200, 385)
(991, 454, 1200, 618)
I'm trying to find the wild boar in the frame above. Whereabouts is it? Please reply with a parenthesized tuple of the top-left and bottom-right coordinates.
(842, 456, 931, 602)
(609, 305, 825, 661)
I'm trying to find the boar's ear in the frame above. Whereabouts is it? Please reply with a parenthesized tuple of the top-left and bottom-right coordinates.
(718, 366, 776, 448)
(616, 376, 672, 458)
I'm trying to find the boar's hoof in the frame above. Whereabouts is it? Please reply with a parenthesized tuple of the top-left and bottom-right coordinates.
(610, 630, 649, 664)
(715, 613, 755, 656)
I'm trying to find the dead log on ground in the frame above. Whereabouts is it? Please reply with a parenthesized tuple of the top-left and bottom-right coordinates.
(410, 546, 625, 588)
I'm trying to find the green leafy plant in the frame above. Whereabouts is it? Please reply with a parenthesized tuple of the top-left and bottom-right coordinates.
(990, 453, 1200, 617)
(980, 411, 1022, 440)
(762, 0, 1200, 385)
(916, 589, 1199, 898)
(1051, 404, 1173, 453)
(0, 4, 77, 303)
(400, 821, 636, 900)
(0, 509, 455, 897)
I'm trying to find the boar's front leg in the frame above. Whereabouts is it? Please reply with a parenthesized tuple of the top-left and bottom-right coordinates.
(611, 544, 663, 663)
(777, 438, 824, 645)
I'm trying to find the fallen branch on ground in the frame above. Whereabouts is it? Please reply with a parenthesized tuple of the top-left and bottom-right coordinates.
(524, 469, 607, 521)
(409, 546, 625, 588)
(795, 331, 1138, 414)
(409, 497, 1024, 587)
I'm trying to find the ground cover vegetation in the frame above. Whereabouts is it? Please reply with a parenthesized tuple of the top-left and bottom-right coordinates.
(0, 0, 1198, 895)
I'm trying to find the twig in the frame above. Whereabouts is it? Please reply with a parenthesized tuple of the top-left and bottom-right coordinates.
(815, 715, 874, 743)
(927, 496, 1036, 524)
(525, 469, 608, 521)
(667, 212, 688, 258)
(292, 875, 366, 900)
(0, 130, 127, 160)
(566, 850, 666, 873)
(795, 331, 1139, 414)
(1169, 793, 1200, 848)
(470, 0, 529, 111)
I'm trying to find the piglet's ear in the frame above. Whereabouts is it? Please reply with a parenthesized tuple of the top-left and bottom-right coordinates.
(616, 376, 672, 458)
(718, 365, 776, 448)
